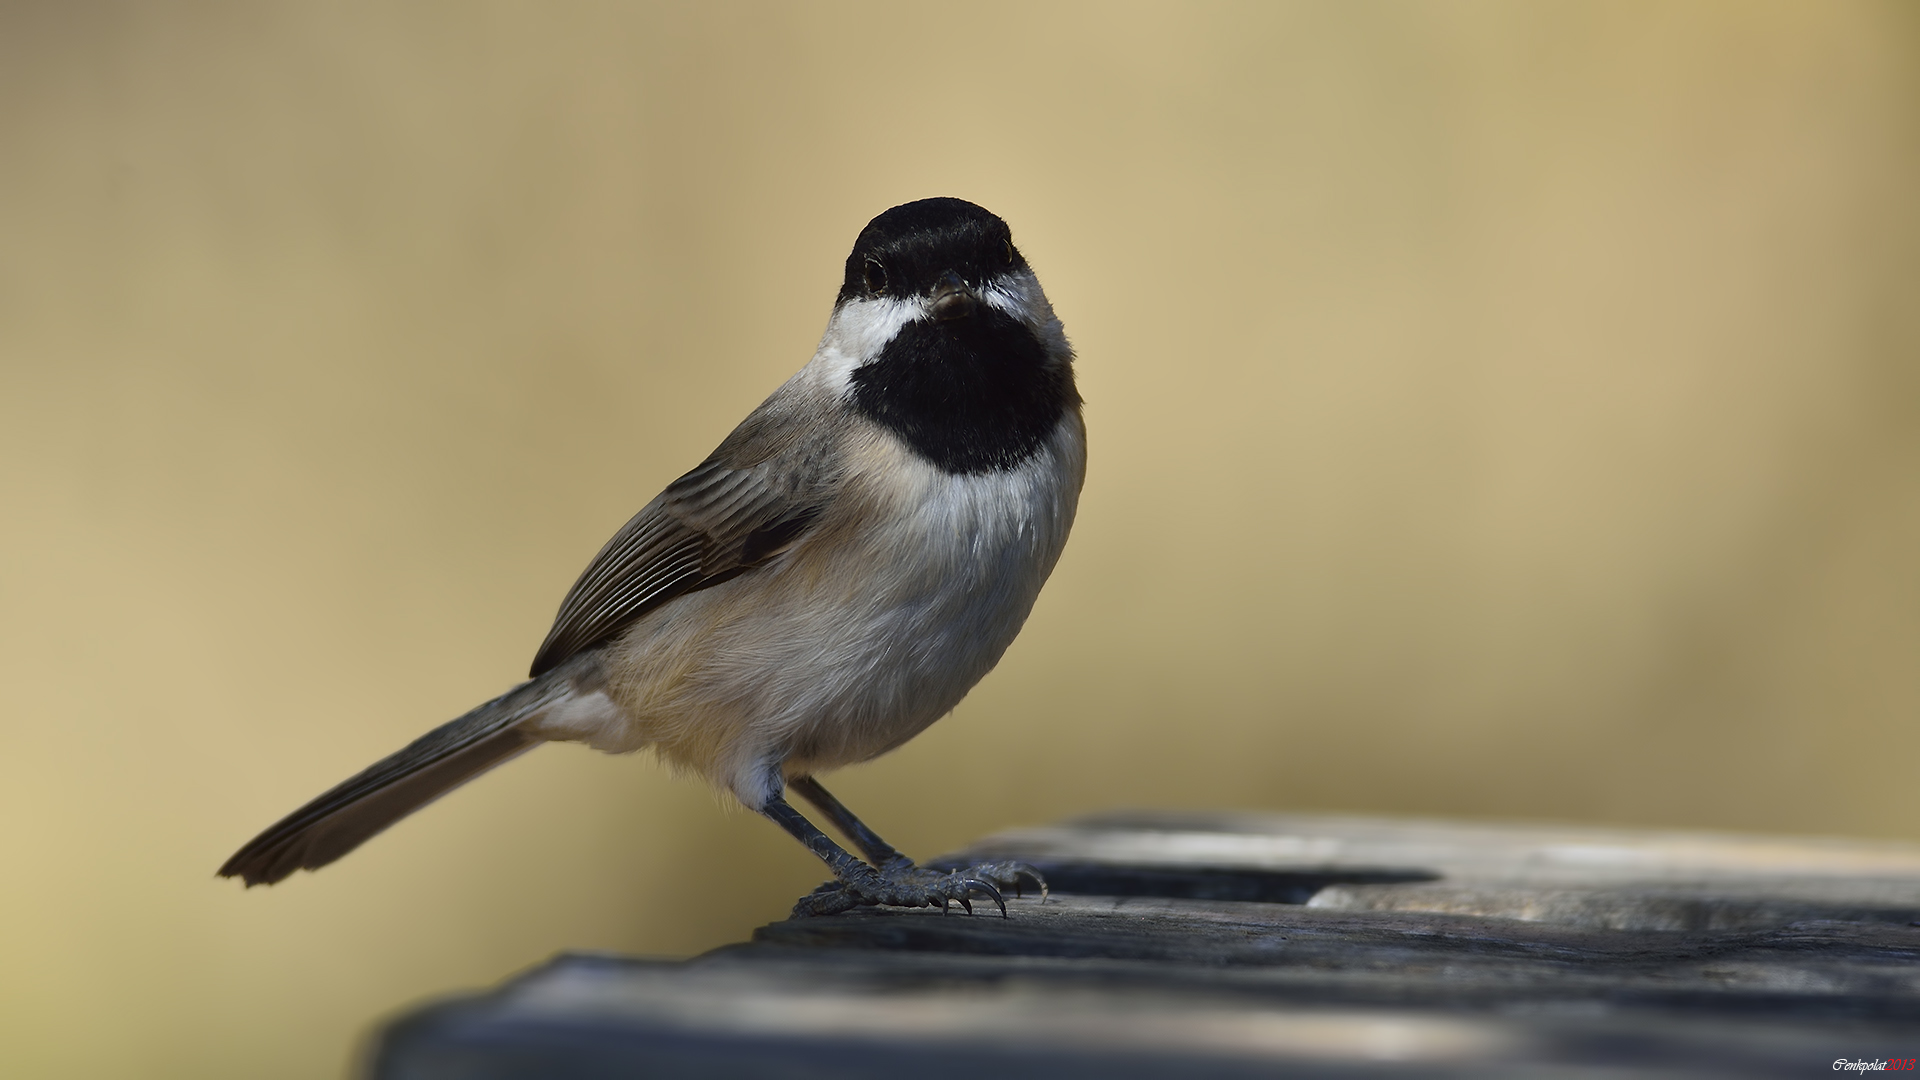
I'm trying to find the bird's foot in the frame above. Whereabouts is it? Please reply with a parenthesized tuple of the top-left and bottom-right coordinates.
(790, 861, 1048, 919)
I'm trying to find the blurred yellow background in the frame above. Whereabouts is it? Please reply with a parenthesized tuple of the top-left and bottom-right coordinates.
(2, 1, 1916, 1076)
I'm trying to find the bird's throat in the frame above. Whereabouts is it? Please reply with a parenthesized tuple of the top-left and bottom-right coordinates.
(849, 308, 1075, 475)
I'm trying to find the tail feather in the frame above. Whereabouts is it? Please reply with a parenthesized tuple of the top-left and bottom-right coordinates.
(217, 659, 589, 886)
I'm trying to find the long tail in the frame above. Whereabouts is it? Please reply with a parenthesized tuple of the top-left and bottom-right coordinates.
(217, 656, 595, 886)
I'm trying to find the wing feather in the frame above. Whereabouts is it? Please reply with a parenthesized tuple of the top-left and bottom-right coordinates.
(527, 402, 840, 677)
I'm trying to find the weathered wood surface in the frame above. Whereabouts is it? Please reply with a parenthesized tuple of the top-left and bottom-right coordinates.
(371, 812, 1920, 1078)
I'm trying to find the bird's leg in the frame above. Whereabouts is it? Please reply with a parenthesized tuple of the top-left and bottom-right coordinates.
(779, 777, 1048, 913)
(787, 775, 915, 875)
(761, 793, 1026, 918)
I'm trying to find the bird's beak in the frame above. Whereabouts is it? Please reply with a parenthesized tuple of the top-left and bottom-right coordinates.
(930, 270, 978, 321)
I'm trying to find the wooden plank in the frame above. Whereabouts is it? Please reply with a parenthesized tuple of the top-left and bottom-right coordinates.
(369, 812, 1920, 1078)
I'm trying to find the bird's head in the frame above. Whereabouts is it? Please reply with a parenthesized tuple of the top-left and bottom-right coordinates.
(817, 198, 1076, 473)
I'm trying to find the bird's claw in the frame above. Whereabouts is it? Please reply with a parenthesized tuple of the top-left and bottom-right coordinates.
(922, 859, 1048, 902)
(790, 865, 1022, 919)
(961, 860, 1048, 902)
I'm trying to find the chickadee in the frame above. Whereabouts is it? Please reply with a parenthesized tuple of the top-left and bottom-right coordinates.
(219, 198, 1083, 916)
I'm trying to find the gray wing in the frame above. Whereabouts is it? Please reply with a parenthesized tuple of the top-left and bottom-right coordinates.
(528, 401, 837, 677)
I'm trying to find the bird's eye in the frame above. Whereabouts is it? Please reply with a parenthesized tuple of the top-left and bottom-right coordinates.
(864, 259, 888, 294)
(1002, 239, 1015, 265)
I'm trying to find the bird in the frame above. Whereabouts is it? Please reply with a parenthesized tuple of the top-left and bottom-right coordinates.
(218, 197, 1084, 917)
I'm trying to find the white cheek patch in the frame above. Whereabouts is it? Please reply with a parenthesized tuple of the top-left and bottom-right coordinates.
(982, 270, 1072, 362)
(980, 270, 1046, 323)
(808, 296, 927, 395)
